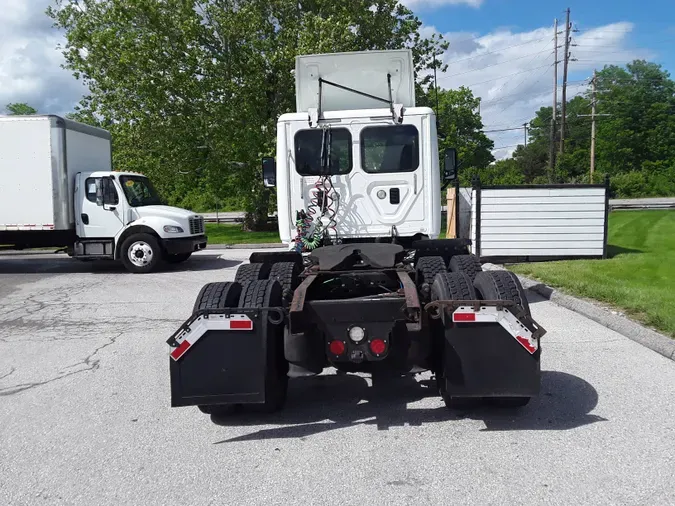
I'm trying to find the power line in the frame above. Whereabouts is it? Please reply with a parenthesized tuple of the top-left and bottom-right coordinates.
(492, 144, 523, 150)
(445, 36, 553, 65)
(446, 47, 554, 78)
(483, 127, 525, 133)
(446, 63, 553, 88)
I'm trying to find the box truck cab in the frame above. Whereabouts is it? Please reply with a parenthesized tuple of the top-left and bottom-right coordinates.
(0, 115, 207, 273)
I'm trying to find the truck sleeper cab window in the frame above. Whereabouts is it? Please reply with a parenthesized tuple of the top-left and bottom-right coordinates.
(120, 175, 163, 207)
(361, 124, 419, 173)
(294, 128, 352, 176)
(85, 177, 119, 205)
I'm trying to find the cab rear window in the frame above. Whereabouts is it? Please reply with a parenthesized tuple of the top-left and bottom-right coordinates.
(294, 128, 352, 176)
(360, 125, 419, 173)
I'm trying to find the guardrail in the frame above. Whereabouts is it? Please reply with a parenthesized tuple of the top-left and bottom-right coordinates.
(203, 199, 674, 223)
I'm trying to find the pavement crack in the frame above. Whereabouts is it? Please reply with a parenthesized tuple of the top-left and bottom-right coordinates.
(0, 367, 16, 381)
(0, 332, 123, 397)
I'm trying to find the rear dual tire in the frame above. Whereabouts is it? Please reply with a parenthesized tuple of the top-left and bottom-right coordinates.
(431, 270, 532, 410)
(430, 272, 480, 410)
(194, 279, 288, 416)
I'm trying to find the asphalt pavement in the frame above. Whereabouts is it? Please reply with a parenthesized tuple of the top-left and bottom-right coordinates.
(0, 250, 674, 506)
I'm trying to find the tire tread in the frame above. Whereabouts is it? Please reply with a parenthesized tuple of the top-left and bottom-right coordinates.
(449, 254, 482, 281)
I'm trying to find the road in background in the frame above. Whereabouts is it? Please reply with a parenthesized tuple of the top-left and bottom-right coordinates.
(1, 249, 674, 505)
(202, 198, 675, 222)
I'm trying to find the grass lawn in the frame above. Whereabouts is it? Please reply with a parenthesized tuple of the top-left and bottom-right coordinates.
(510, 210, 675, 337)
(205, 223, 280, 245)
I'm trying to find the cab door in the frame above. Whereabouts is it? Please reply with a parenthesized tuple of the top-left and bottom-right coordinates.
(75, 173, 125, 238)
(346, 117, 428, 237)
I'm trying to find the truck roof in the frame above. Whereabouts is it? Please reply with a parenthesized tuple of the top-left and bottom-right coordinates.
(295, 49, 415, 113)
(278, 106, 435, 124)
(0, 114, 111, 141)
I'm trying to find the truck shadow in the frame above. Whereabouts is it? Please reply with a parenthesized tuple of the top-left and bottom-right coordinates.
(0, 254, 240, 274)
(211, 370, 604, 443)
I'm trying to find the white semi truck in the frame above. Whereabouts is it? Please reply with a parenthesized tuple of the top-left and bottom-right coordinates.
(0, 115, 207, 273)
(168, 50, 546, 417)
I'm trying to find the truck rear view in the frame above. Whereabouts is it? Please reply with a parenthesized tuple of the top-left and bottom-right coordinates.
(167, 50, 546, 418)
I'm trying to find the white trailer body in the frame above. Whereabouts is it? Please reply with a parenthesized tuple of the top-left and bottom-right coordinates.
(272, 49, 442, 246)
(0, 115, 112, 231)
(0, 115, 207, 273)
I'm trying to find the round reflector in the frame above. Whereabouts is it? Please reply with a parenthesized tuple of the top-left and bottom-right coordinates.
(348, 326, 366, 343)
(369, 339, 386, 355)
(329, 340, 346, 355)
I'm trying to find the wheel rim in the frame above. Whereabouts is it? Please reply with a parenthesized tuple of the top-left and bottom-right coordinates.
(128, 241, 154, 267)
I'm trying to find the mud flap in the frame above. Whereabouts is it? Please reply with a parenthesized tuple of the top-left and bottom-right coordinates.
(167, 309, 281, 407)
(438, 304, 544, 398)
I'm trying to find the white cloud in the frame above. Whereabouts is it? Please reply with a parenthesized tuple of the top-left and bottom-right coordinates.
(0, 0, 87, 115)
(402, 0, 483, 8)
(428, 21, 651, 159)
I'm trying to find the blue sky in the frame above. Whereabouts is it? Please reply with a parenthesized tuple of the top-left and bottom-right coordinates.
(407, 0, 674, 155)
(1, 0, 672, 158)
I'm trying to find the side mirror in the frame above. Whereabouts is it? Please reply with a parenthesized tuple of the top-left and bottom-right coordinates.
(262, 157, 276, 187)
(443, 148, 458, 181)
(102, 177, 117, 205)
(95, 179, 104, 206)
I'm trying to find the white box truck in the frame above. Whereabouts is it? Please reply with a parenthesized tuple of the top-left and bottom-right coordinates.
(0, 115, 207, 273)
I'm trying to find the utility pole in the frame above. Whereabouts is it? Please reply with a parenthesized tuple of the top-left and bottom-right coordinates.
(578, 69, 611, 183)
(548, 18, 558, 181)
(523, 123, 528, 146)
(559, 8, 571, 155)
(590, 69, 597, 183)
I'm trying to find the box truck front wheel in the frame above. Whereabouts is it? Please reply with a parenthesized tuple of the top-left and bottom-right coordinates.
(120, 233, 161, 273)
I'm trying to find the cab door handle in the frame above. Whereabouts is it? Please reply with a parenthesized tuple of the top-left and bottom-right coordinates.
(81, 213, 89, 225)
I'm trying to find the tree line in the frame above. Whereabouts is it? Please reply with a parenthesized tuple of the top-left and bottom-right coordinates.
(463, 60, 675, 198)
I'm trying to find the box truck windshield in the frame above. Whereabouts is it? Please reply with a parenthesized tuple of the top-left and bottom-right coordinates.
(120, 175, 163, 207)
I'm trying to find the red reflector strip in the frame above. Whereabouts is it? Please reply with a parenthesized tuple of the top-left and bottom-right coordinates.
(453, 312, 476, 322)
(230, 319, 253, 330)
(170, 339, 191, 361)
(516, 335, 537, 354)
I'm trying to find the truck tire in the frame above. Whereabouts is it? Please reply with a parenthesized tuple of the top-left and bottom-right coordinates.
(473, 270, 531, 316)
(120, 233, 162, 273)
(268, 262, 301, 300)
(430, 272, 480, 410)
(192, 282, 242, 315)
(165, 252, 192, 264)
(238, 280, 288, 413)
(234, 263, 271, 285)
(449, 254, 482, 281)
(415, 256, 447, 287)
(473, 271, 532, 409)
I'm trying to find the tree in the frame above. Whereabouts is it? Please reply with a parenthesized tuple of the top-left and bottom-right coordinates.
(49, 0, 448, 229)
(594, 60, 675, 176)
(422, 86, 494, 175)
(5, 103, 37, 115)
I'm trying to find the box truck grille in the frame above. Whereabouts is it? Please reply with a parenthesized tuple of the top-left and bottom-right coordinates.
(189, 216, 204, 235)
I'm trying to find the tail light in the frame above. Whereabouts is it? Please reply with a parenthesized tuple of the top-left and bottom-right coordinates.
(329, 340, 346, 356)
(369, 339, 387, 356)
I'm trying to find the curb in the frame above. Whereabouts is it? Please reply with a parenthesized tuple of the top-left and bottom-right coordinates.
(483, 263, 675, 362)
(205, 243, 285, 250)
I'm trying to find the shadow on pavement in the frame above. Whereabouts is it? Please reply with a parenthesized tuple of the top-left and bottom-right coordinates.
(0, 254, 240, 274)
(210, 370, 604, 443)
